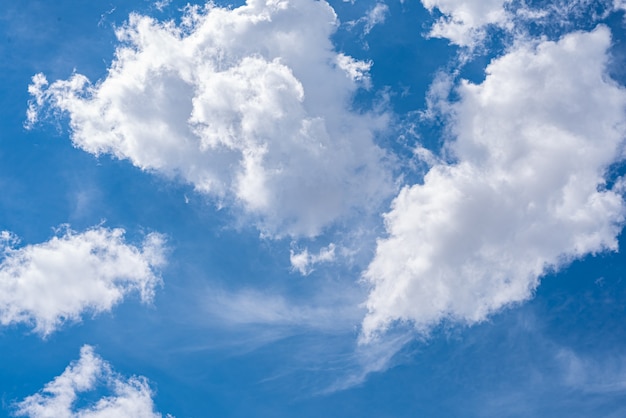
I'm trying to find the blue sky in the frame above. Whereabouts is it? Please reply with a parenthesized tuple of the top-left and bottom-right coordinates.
(2, 0, 626, 416)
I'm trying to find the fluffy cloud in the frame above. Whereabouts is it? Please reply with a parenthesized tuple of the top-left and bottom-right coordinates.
(362, 26, 626, 340)
(15, 345, 167, 418)
(27, 0, 393, 238)
(0, 226, 165, 335)
(421, 0, 511, 46)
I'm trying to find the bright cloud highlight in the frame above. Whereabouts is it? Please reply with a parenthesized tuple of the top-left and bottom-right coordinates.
(362, 26, 626, 340)
(0, 227, 165, 336)
(15, 345, 167, 418)
(26, 0, 393, 238)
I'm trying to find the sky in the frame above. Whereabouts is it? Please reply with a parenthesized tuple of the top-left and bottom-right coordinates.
(2, 0, 626, 416)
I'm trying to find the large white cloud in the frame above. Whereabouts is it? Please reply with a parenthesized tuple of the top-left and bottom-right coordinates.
(362, 26, 626, 340)
(0, 227, 165, 336)
(26, 0, 393, 238)
(15, 345, 168, 418)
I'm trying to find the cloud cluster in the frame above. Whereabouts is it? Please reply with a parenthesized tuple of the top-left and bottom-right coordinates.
(421, 0, 511, 46)
(0, 226, 165, 336)
(15, 345, 167, 418)
(362, 26, 626, 340)
(421, 0, 621, 47)
(27, 0, 394, 238)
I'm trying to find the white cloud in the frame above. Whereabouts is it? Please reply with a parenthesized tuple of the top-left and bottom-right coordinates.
(362, 26, 626, 340)
(203, 284, 362, 331)
(14, 345, 168, 418)
(335, 54, 372, 87)
(154, 0, 172, 12)
(363, 3, 389, 35)
(0, 226, 165, 336)
(514, 0, 616, 28)
(420, 0, 621, 47)
(290, 243, 336, 275)
(345, 3, 388, 38)
(26, 0, 394, 238)
(421, 0, 511, 46)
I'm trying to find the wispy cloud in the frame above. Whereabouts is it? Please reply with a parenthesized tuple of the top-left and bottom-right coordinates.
(202, 286, 363, 333)
(346, 3, 389, 37)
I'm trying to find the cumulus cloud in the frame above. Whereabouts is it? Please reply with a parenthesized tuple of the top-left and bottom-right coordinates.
(0, 226, 165, 336)
(26, 0, 393, 238)
(421, 0, 511, 46)
(290, 243, 336, 275)
(362, 26, 626, 340)
(14, 345, 167, 418)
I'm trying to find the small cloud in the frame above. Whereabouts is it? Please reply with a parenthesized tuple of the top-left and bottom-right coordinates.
(98, 6, 116, 28)
(290, 243, 336, 275)
(364, 3, 389, 35)
(421, 0, 511, 47)
(0, 226, 166, 336)
(335, 53, 372, 88)
(14, 345, 169, 417)
(154, 0, 172, 11)
(345, 3, 389, 37)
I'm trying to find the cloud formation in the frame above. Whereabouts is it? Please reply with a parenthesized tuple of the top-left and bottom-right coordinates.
(27, 0, 393, 238)
(421, 0, 511, 46)
(362, 26, 626, 340)
(203, 286, 362, 332)
(15, 345, 167, 418)
(290, 243, 336, 275)
(0, 227, 165, 335)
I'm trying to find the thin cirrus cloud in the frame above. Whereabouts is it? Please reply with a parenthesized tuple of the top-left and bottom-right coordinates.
(362, 26, 626, 340)
(14, 345, 168, 418)
(0, 226, 165, 336)
(26, 0, 394, 238)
